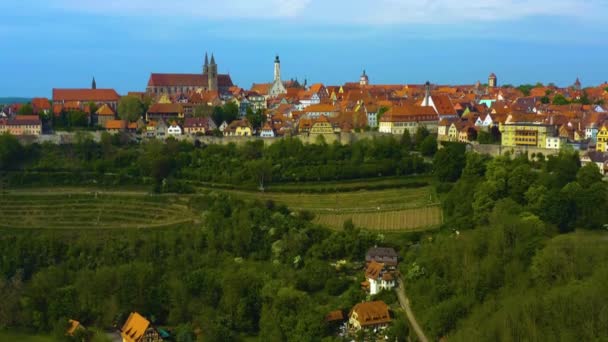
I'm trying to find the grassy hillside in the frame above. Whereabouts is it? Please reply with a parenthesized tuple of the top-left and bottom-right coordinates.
(0, 192, 198, 229)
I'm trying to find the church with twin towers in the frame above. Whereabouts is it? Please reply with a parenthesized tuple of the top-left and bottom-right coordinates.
(146, 52, 234, 95)
(146, 53, 290, 97)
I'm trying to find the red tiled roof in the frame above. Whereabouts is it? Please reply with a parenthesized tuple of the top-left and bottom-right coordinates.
(53, 89, 120, 102)
(147, 73, 233, 88)
(148, 103, 183, 114)
(31, 98, 51, 111)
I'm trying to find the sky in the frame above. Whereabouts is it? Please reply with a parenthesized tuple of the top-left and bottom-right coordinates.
(1, 0, 608, 97)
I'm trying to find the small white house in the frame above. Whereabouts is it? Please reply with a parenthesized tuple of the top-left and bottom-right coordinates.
(363, 260, 396, 295)
(546, 136, 567, 149)
(219, 121, 228, 132)
(260, 124, 275, 138)
(167, 123, 182, 136)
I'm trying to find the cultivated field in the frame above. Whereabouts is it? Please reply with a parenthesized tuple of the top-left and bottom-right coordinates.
(222, 184, 443, 231)
(0, 178, 443, 231)
(0, 192, 197, 229)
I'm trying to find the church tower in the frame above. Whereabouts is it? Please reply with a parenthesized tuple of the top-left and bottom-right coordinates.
(359, 70, 369, 86)
(269, 54, 287, 97)
(488, 73, 497, 88)
(208, 53, 218, 92)
(203, 53, 209, 75)
(274, 55, 281, 83)
(423, 81, 431, 106)
(92, 77, 96, 90)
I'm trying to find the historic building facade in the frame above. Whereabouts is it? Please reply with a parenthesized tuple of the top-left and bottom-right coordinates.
(146, 53, 234, 96)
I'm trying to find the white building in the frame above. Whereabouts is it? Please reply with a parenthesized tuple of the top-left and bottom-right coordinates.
(363, 261, 396, 295)
(268, 55, 287, 98)
(167, 123, 182, 136)
(546, 136, 566, 149)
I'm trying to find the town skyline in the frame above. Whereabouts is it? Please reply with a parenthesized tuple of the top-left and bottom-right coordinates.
(2, 0, 608, 97)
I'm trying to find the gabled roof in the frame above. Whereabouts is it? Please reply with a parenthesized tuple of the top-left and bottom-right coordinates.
(251, 83, 272, 95)
(350, 301, 391, 327)
(365, 260, 385, 279)
(121, 312, 150, 342)
(96, 104, 115, 116)
(53, 89, 120, 102)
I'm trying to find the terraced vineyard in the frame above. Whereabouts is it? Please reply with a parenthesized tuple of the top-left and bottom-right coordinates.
(222, 184, 443, 231)
(0, 193, 197, 229)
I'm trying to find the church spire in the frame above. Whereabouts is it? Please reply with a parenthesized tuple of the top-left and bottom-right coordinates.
(92, 77, 96, 90)
(203, 53, 209, 74)
(210, 53, 216, 65)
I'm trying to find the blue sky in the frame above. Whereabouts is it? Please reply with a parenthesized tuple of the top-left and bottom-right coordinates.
(1, 0, 607, 97)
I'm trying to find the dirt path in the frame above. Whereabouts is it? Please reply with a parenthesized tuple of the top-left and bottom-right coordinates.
(395, 277, 429, 342)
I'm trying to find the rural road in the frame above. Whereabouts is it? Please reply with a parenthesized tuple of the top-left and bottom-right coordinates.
(396, 277, 429, 342)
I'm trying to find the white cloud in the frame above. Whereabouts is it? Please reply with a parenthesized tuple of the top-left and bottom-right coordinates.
(5, 0, 600, 24)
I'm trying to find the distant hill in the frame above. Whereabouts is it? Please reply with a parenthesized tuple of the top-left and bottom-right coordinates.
(0, 97, 32, 105)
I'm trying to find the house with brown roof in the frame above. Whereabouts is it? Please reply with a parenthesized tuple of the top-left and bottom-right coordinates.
(53, 88, 120, 111)
(378, 104, 438, 135)
(183, 117, 216, 135)
(366, 247, 398, 268)
(260, 123, 275, 138)
(105, 120, 137, 134)
(348, 301, 391, 331)
(95, 104, 116, 127)
(120, 312, 164, 342)
(309, 115, 334, 136)
(0, 115, 42, 135)
(31, 98, 51, 115)
(362, 260, 396, 295)
(147, 103, 184, 121)
(224, 119, 253, 137)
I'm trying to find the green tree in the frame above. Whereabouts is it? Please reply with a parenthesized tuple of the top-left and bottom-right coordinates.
(433, 143, 466, 182)
(246, 108, 265, 131)
(222, 102, 239, 124)
(419, 135, 438, 157)
(194, 104, 213, 118)
(118, 96, 144, 122)
(17, 103, 34, 115)
(0, 134, 23, 170)
(577, 162, 602, 188)
(552, 94, 570, 105)
(246, 159, 273, 190)
(400, 130, 412, 150)
(540, 96, 550, 104)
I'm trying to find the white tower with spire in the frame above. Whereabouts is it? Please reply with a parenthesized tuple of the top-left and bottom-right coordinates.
(269, 54, 287, 97)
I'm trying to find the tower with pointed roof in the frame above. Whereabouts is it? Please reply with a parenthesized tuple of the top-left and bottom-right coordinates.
(92, 77, 96, 90)
(208, 54, 218, 92)
(423, 81, 431, 106)
(203, 53, 209, 75)
(488, 73, 497, 88)
(573, 77, 582, 90)
(269, 54, 287, 97)
(360, 70, 369, 87)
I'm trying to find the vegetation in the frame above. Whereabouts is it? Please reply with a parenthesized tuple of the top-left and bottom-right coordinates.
(0, 194, 401, 341)
(0, 133, 430, 192)
(402, 148, 608, 340)
(118, 95, 145, 122)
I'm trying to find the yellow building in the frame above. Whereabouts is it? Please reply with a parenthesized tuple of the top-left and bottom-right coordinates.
(596, 125, 608, 152)
(309, 115, 334, 135)
(500, 123, 556, 148)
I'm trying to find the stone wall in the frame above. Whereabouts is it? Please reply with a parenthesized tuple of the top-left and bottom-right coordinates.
(469, 143, 561, 159)
(16, 131, 394, 146)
